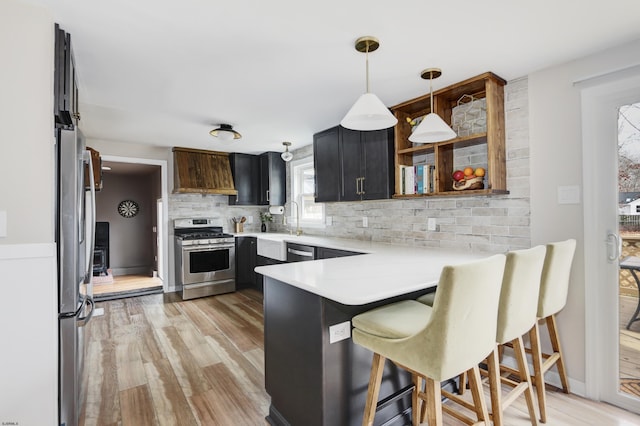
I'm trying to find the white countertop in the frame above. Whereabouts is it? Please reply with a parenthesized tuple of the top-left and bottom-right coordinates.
(249, 233, 489, 306)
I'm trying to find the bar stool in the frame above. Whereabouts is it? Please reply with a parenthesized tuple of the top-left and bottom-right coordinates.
(418, 246, 546, 426)
(352, 254, 506, 426)
(529, 239, 576, 423)
(486, 246, 546, 426)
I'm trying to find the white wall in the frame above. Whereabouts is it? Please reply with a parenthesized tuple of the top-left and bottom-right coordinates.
(529, 38, 640, 387)
(0, 1, 57, 425)
(0, 0, 54, 245)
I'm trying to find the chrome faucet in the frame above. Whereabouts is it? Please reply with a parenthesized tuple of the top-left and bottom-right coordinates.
(285, 200, 302, 236)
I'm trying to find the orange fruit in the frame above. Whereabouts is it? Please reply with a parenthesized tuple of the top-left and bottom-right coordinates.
(474, 167, 486, 177)
(463, 167, 474, 177)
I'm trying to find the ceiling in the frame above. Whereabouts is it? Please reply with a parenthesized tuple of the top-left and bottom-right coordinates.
(26, 0, 640, 156)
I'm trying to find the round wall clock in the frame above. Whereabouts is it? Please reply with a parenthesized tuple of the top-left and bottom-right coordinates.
(117, 199, 139, 218)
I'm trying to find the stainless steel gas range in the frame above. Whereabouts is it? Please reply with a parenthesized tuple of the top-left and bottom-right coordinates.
(174, 218, 236, 300)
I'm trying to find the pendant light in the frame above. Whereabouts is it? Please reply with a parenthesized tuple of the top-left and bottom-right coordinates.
(210, 124, 242, 143)
(409, 68, 456, 143)
(281, 141, 293, 162)
(340, 36, 398, 131)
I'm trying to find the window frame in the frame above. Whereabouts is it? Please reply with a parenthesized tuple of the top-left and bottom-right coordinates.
(290, 156, 325, 228)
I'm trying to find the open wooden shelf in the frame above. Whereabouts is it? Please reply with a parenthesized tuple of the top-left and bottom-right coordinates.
(391, 72, 508, 197)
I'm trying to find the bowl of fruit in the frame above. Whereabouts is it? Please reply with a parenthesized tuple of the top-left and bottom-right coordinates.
(452, 167, 485, 190)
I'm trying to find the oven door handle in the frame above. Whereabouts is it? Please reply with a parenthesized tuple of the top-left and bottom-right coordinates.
(181, 244, 235, 252)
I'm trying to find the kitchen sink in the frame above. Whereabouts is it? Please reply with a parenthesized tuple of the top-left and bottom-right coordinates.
(257, 237, 287, 261)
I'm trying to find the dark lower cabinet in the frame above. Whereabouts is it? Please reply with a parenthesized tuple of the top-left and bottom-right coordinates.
(313, 125, 394, 202)
(235, 237, 259, 290)
(315, 247, 361, 259)
(264, 277, 426, 426)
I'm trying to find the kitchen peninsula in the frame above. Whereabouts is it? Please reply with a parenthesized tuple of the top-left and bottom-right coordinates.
(254, 236, 488, 426)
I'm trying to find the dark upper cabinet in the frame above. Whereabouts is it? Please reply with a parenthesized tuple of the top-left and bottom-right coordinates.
(314, 125, 394, 202)
(360, 128, 395, 200)
(229, 153, 260, 205)
(54, 24, 79, 129)
(313, 126, 341, 202)
(259, 152, 286, 206)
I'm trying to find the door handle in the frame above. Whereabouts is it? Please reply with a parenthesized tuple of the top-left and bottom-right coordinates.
(607, 232, 621, 262)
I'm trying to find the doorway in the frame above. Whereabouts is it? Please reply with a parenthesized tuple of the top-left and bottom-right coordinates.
(92, 155, 169, 300)
(582, 68, 640, 414)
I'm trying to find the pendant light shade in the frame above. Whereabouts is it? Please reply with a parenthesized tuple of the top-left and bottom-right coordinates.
(341, 93, 398, 131)
(210, 124, 241, 143)
(341, 36, 397, 131)
(281, 141, 293, 162)
(409, 113, 457, 143)
(408, 68, 456, 143)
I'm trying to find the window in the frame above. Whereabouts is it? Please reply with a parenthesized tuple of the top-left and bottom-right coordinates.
(291, 157, 324, 226)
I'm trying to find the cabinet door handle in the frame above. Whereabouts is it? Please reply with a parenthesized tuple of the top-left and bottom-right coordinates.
(355, 178, 360, 195)
(266, 190, 270, 202)
(360, 177, 365, 195)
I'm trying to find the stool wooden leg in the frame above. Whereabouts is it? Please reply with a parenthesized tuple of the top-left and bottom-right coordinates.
(514, 335, 539, 425)
(458, 371, 467, 395)
(487, 347, 503, 426)
(529, 322, 547, 423)
(412, 374, 422, 426)
(363, 353, 385, 426)
(468, 364, 489, 424)
(546, 315, 570, 393)
(424, 376, 443, 426)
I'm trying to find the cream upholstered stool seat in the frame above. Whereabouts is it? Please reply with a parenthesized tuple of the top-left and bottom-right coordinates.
(417, 246, 546, 426)
(352, 254, 506, 426)
(528, 239, 576, 423)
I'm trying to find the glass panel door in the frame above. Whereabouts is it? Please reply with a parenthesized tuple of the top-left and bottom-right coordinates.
(618, 102, 640, 400)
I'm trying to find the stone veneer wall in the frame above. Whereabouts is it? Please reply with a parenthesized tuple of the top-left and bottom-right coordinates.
(272, 77, 531, 253)
(168, 77, 530, 253)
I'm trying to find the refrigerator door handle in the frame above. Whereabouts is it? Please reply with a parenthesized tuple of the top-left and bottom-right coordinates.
(83, 150, 97, 284)
(77, 296, 95, 327)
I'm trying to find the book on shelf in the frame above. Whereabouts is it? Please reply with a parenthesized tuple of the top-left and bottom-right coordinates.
(399, 164, 435, 195)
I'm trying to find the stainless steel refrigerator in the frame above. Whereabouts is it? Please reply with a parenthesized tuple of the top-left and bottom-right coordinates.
(56, 127, 96, 426)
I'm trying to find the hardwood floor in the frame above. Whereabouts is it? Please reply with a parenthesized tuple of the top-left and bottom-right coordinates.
(80, 289, 640, 426)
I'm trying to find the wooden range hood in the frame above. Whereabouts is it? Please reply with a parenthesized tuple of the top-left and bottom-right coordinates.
(172, 147, 238, 195)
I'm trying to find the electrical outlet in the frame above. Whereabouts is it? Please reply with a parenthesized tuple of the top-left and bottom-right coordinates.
(362, 216, 368, 227)
(247, 215, 253, 224)
(329, 321, 351, 343)
(427, 218, 437, 231)
(326, 216, 333, 226)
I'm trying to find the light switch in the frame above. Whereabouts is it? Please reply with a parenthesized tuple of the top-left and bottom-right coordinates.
(329, 321, 351, 343)
(0, 211, 6, 237)
(557, 185, 581, 205)
(326, 216, 333, 226)
(362, 217, 368, 227)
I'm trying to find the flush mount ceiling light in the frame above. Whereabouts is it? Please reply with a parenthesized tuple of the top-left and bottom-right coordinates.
(409, 68, 457, 143)
(340, 36, 398, 131)
(209, 124, 242, 143)
(281, 141, 293, 162)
